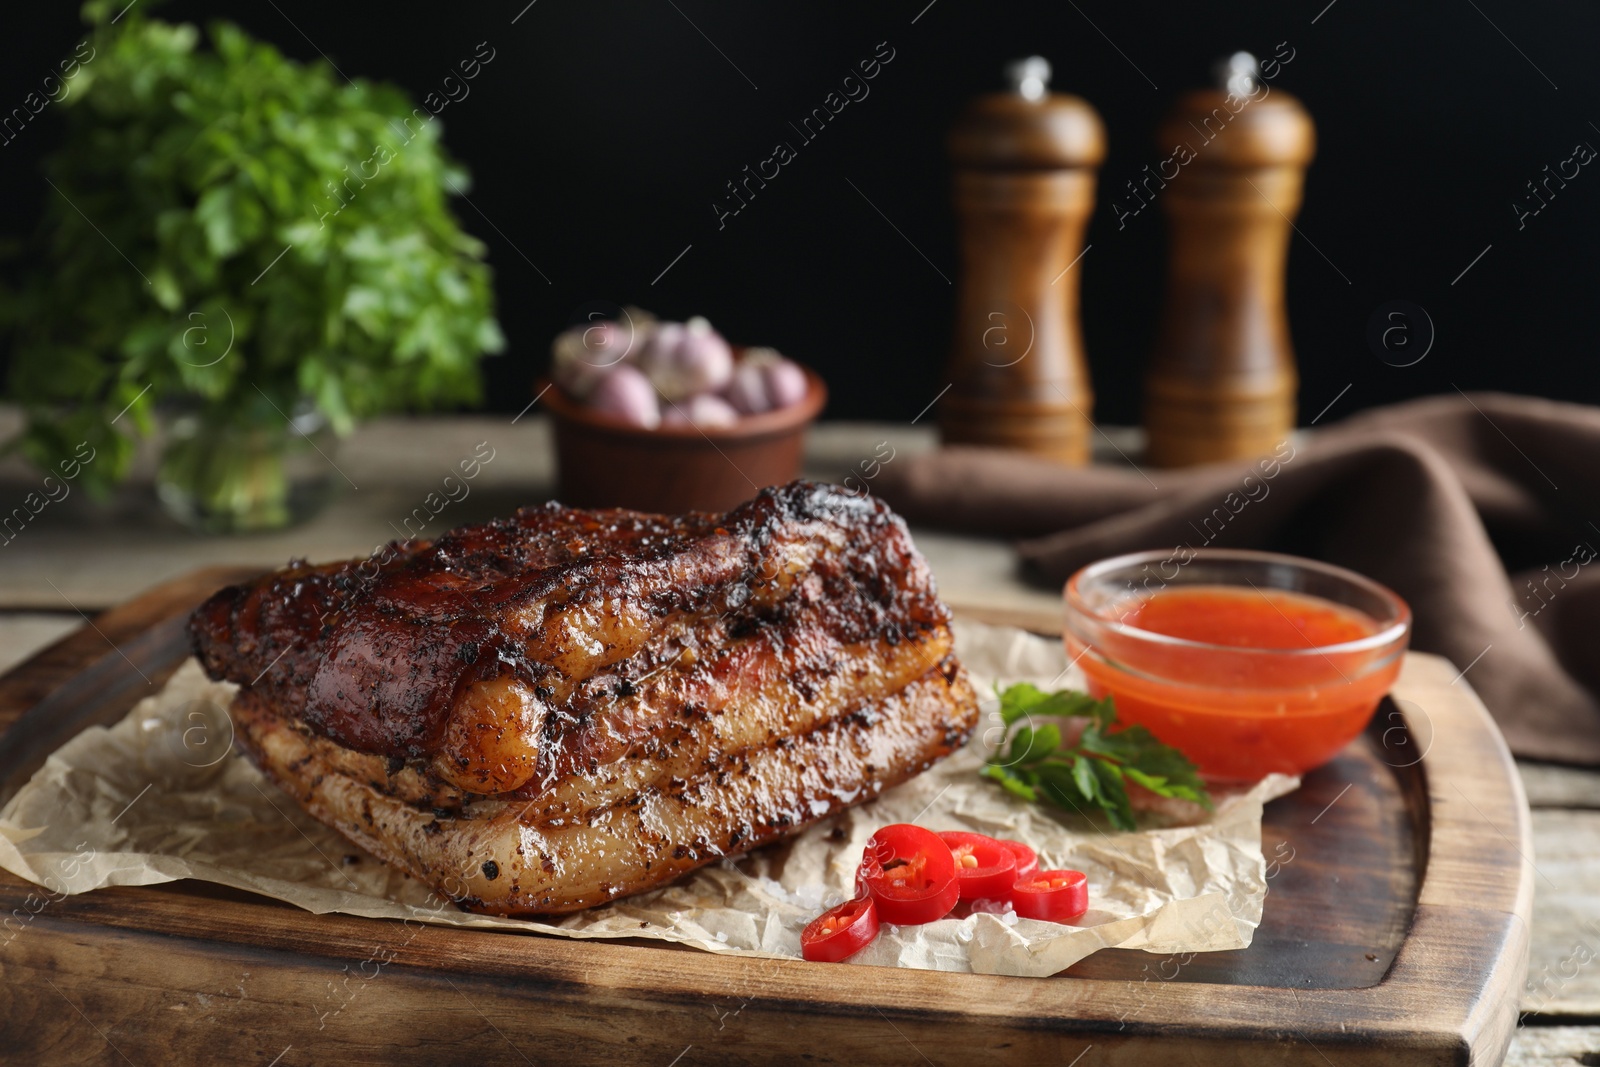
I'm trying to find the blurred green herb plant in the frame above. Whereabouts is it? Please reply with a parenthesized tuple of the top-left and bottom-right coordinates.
(2, 0, 504, 520)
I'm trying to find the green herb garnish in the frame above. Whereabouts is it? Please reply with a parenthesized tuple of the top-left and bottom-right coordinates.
(981, 683, 1213, 832)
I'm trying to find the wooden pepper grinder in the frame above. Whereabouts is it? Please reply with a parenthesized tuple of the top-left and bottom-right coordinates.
(941, 57, 1105, 465)
(1144, 52, 1316, 467)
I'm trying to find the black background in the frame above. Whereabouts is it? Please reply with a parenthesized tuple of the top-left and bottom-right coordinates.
(3, 0, 1597, 424)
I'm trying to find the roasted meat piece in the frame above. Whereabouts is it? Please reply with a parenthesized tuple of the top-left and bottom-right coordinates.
(190, 481, 978, 914)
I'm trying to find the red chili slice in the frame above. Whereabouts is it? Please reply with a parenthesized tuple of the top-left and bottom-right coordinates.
(860, 823, 959, 925)
(1011, 869, 1089, 922)
(938, 831, 1018, 901)
(801, 897, 880, 963)
(997, 838, 1039, 882)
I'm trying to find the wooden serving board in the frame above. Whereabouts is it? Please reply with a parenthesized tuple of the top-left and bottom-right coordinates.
(0, 568, 1533, 1066)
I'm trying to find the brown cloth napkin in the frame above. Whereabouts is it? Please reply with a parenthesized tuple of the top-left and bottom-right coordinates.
(875, 392, 1600, 765)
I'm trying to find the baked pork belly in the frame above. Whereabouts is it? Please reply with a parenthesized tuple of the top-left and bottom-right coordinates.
(190, 481, 978, 914)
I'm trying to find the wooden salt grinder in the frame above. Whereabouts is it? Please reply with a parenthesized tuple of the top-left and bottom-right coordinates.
(941, 57, 1105, 465)
(1144, 53, 1316, 467)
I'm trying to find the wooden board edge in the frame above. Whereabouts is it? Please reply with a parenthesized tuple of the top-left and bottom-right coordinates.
(0, 564, 261, 734)
(1, 917, 1476, 1066)
(1374, 651, 1534, 1064)
(0, 565, 263, 807)
(0, 882, 1477, 1065)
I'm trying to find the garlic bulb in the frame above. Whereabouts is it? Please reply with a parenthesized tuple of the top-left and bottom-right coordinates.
(725, 347, 809, 414)
(638, 316, 733, 401)
(662, 392, 740, 429)
(587, 364, 660, 428)
(551, 318, 644, 399)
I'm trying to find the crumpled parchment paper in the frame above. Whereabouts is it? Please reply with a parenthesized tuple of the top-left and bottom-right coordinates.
(0, 620, 1297, 976)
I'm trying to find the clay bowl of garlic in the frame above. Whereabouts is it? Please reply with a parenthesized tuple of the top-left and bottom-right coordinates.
(540, 310, 827, 513)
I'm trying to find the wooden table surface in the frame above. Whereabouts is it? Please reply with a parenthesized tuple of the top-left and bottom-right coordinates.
(1, 412, 1595, 1066)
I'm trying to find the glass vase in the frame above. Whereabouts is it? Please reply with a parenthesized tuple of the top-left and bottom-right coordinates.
(157, 400, 339, 534)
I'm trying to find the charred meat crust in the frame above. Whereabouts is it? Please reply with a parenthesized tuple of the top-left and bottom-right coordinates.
(194, 481, 982, 913)
(230, 656, 977, 915)
(190, 481, 948, 762)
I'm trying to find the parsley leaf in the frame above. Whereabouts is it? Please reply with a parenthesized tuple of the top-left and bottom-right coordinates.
(996, 682, 1114, 727)
(983, 682, 1213, 830)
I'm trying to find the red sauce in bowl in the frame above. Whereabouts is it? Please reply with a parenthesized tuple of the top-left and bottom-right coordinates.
(1070, 585, 1406, 780)
(1123, 586, 1375, 650)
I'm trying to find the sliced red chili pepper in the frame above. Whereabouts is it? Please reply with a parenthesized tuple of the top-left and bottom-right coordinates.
(997, 838, 1039, 882)
(860, 823, 959, 925)
(938, 831, 1018, 901)
(1010, 869, 1088, 923)
(801, 897, 880, 963)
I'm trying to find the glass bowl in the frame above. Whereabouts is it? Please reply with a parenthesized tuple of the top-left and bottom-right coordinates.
(1063, 548, 1411, 780)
